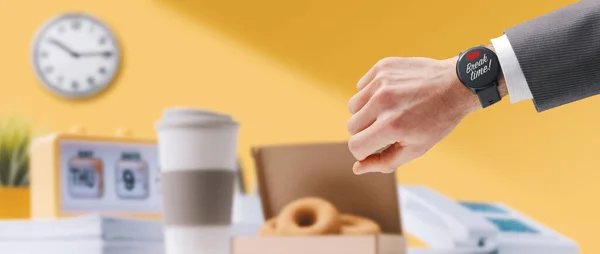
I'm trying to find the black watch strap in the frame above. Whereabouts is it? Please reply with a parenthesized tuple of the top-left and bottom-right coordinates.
(476, 82, 501, 108)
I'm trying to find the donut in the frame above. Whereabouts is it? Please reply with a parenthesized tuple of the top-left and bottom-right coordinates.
(258, 217, 278, 236)
(276, 197, 340, 235)
(339, 214, 381, 235)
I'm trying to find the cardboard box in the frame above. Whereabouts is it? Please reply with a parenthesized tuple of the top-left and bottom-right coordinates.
(232, 142, 406, 254)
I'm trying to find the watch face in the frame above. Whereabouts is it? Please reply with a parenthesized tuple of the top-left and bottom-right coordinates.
(456, 47, 500, 89)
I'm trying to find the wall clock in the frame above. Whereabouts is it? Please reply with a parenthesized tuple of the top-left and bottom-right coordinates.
(31, 13, 121, 99)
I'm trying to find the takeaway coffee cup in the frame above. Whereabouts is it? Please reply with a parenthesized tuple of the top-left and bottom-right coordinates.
(156, 107, 239, 254)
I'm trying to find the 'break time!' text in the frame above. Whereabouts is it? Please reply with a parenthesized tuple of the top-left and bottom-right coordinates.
(466, 54, 493, 81)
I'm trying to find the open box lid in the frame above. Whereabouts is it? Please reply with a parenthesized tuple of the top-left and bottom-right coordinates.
(251, 142, 402, 234)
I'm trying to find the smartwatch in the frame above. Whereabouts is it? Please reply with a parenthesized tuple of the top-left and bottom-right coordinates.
(456, 46, 502, 108)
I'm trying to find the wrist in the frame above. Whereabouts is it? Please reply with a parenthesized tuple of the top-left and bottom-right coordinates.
(444, 56, 480, 115)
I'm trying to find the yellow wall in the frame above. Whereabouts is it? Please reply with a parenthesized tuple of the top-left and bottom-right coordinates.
(0, 0, 596, 251)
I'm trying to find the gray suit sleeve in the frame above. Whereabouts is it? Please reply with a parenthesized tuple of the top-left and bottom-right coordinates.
(504, 0, 600, 112)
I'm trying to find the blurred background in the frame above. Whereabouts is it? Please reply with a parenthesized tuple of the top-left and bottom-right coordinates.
(0, 0, 594, 252)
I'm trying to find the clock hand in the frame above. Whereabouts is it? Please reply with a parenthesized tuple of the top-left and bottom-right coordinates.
(47, 38, 80, 58)
(78, 51, 114, 58)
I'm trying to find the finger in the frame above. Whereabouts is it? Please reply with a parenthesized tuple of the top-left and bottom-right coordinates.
(348, 119, 399, 161)
(356, 64, 378, 91)
(352, 144, 402, 175)
(348, 76, 384, 114)
(353, 143, 420, 175)
(347, 98, 379, 135)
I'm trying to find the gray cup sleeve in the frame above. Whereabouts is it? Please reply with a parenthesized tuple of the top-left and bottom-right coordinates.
(161, 170, 235, 226)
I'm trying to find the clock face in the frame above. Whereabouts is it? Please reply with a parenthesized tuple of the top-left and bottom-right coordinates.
(31, 13, 121, 99)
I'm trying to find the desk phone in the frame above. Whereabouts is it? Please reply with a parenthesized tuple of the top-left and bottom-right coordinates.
(400, 185, 579, 254)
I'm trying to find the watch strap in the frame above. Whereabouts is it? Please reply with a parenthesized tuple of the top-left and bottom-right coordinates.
(476, 83, 501, 108)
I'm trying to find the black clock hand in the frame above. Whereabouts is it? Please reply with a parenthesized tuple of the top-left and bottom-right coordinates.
(47, 38, 80, 58)
(78, 51, 114, 58)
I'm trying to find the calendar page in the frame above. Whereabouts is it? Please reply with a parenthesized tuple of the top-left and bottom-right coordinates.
(59, 139, 161, 213)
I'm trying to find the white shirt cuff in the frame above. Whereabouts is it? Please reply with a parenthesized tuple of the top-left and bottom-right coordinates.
(490, 34, 533, 103)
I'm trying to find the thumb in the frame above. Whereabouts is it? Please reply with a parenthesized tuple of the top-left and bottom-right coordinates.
(353, 143, 420, 175)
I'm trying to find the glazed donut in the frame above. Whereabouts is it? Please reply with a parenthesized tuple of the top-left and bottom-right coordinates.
(276, 197, 340, 235)
(339, 214, 381, 235)
(258, 217, 278, 236)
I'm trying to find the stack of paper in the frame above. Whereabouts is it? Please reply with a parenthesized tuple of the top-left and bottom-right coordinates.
(0, 214, 164, 242)
(0, 214, 262, 254)
(0, 215, 161, 254)
(1, 240, 164, 254)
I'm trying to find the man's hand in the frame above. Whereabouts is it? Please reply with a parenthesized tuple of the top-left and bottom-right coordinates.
(347, 56, 503, 175)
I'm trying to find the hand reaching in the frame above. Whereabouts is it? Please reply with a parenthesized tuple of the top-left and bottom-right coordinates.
(347, 56, 486, 175)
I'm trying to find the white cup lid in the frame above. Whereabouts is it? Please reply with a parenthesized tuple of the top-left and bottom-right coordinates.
(156, 107, 238, 130)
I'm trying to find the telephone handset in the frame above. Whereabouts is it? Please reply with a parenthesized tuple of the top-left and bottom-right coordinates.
(400, 185, 579, 254)
(400, 186, 499, 250)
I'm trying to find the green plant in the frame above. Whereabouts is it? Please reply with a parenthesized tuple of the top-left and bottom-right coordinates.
(0, 118, 30, 187)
